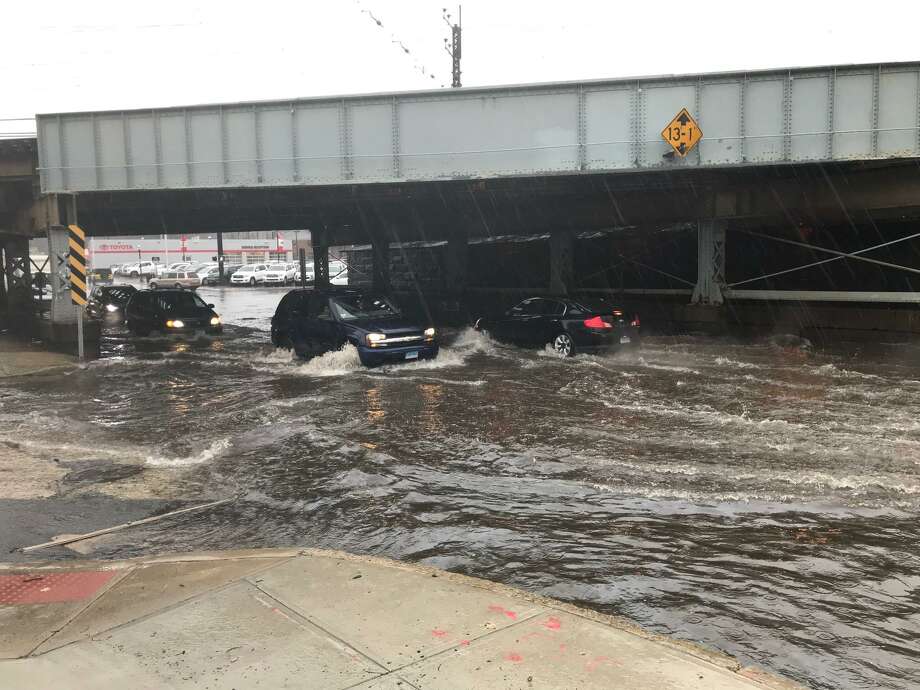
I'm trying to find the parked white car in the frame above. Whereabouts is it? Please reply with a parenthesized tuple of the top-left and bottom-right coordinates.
(230, 263, 269, 286)
(193, 263, 218, 280)
(263, 263, 296, 286)
(289, 261, 347, 285)
(121, 261, 157, 277)
(165, 262, 193, 272)
(294, 262, 315, 284)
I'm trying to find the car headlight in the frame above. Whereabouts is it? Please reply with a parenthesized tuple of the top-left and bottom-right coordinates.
(105, 304, 118, 312)
(165, 319, 185, 328)
(424, 327, 436, 338)
(366, 332, 386, 347)
(210, 316, 221, 326)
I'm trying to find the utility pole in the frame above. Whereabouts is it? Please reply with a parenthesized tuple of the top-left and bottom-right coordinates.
(443, 6, 462, 88)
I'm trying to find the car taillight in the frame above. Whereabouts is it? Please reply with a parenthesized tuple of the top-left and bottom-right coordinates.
(630, 315, 641, 327)
(583, 316, 612, 329)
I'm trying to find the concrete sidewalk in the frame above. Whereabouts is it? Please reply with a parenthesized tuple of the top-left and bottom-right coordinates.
(0, 335, 77, 378)
(0, 548, 798, 689)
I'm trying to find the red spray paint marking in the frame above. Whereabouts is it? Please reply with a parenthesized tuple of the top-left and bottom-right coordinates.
(459, 639, 471, 647)
(504, 652, 524, 663)
(542, 616, 562, 630)
(0, 571, 117, 605)
(488, 604, 518, 620)
(431, 628, 449, 638)
(586, 655, 622, 672)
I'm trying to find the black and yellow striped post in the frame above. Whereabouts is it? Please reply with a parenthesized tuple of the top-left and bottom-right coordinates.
(68, 224, 88, 306)
(68, 224, 87, 358)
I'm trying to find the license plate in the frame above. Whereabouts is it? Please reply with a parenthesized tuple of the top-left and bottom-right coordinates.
(620, 336, 631, 344)
(405, 351, 419, 360)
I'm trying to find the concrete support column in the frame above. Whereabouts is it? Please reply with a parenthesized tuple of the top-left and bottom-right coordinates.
(691, 220, 726, 305)
(445, 229, 469, 297)
(47, 225, 74, 325)
(313, 229, 329, 288)
(549, 230, 575, 295)
(372, 237, 390, 293)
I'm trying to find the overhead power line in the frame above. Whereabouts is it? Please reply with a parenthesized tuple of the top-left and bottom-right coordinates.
(352, 0, 440, 84)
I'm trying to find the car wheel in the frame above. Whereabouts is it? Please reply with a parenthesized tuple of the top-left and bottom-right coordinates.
(249, 277, 256, 286)
(130, 271, 139, 277)
(149, 282, 158, 290)
(292, 341, 308, 359)
(174, 283, 182, 289)
(552, 332, 575, 358)
(275, 332, 292, 351)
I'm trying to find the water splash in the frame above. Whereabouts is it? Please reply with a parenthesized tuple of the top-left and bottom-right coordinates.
(145, 438, 231, 467)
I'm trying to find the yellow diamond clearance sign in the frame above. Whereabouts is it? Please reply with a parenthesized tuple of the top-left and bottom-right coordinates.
(661, 108, 702, 157)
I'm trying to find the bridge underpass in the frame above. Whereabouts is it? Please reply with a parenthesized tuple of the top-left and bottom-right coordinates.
(24, 61, 920, 339)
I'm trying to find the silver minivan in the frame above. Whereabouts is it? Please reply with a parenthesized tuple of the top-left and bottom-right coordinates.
(149, 271, 202, 290)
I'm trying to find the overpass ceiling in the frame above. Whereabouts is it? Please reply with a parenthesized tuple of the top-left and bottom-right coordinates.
(71, 161, 920, 242)
(37, 62, 920, 194)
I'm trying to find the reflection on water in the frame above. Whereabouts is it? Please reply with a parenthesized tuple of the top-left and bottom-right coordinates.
(364, 387, 385, 422)
(417, 383, 445, 435)
(2, 301, 919, 689)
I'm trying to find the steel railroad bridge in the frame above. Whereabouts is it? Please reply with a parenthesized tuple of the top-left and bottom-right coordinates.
(5, 61, 920, 337)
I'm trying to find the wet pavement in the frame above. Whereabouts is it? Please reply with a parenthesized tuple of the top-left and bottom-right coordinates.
(1, 283, 919, 689)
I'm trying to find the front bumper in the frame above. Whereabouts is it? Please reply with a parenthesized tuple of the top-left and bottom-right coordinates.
(164, 325, 223, 336)
(262, 276, 288, 284)
(357, 342, 439, 366)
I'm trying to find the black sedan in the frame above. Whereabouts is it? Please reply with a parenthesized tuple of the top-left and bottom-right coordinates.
(271, 287, 438, 366)
(86, 285, 137, 320)
(474, 296, 640, 357)
(124, 289, 222, 337)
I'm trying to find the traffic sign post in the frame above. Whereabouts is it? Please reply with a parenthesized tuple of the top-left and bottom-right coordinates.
(68, 224, 88, 360)
(661, 108, 702, 158)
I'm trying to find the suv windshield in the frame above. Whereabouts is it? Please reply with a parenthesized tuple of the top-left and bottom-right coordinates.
(330, 294, 399, 320)
(157, 292, 209, 312)
(103, 287, 135, 303)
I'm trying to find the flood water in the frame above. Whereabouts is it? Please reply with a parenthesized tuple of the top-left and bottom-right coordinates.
(2, 285, 919, 689)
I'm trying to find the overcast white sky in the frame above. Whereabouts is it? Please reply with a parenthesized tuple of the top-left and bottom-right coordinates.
(3, 0, 918, 135)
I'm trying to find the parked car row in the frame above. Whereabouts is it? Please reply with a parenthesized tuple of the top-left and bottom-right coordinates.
(229, 261, 348, 286)
(103, 260, 349, 288)
(108, 261, 239, 283)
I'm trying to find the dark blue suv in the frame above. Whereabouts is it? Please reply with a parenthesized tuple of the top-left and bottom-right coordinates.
(271, 288, 439, 366)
